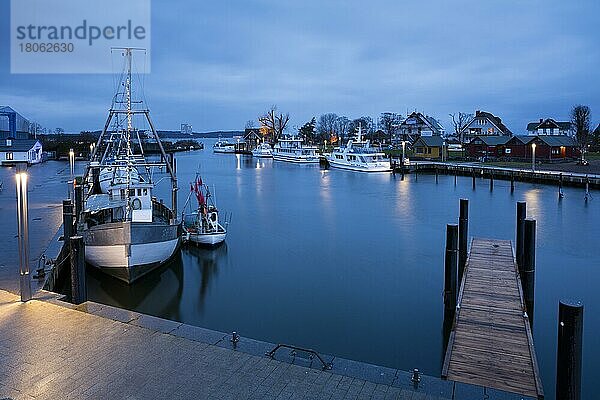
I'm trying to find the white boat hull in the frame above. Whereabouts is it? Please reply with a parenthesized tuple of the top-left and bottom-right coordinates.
(187, 232, 227, 246)
(86, 238, 179, 282)
(273, 154, 320, 163)
(326, 159, 392, 172)
(213, 148, 235, 154)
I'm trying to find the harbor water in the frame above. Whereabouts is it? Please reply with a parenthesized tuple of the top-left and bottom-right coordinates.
(2, 142, 597, 399)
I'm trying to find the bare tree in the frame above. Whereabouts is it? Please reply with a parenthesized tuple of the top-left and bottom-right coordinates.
(258, 106, 290, 143)
(245, 120, 256, 129)
(571, 105, 591, 160)
(379, 112, 402, 143)
(449, 112, 473, 145)
(317, 113, 338, 142)
(334, 116, 351, 143)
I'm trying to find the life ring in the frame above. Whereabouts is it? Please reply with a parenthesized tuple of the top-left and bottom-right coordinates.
(132, 198, 142, 210)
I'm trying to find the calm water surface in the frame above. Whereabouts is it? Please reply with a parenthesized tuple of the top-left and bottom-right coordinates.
(83, 141, 598, 399)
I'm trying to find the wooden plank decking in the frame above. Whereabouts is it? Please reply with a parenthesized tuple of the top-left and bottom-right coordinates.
(442, 238, 544, 399)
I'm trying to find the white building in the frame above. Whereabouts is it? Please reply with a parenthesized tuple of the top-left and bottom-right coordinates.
(0, 138, 43, 165)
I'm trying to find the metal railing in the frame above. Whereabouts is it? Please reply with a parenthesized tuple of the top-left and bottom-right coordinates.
(265, 344, 332, 370)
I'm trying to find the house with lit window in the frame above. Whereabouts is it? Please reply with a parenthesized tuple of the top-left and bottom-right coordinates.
(0, 138, 43, 165)
(465, 135, 511, 159)
(526, 118, 572, 136)
(459, 110, 512, 141)
(398, 112, 445, 142)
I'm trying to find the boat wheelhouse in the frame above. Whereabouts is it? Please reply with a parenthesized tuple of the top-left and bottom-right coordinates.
(272, 137, 319, 163)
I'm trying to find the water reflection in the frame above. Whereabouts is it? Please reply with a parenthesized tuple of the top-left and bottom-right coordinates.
(181, 244, 227, 314)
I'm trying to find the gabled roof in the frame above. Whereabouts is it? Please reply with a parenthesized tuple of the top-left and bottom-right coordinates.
(401, 112, 444, 135)
(462, 110, 512, 135)
(414, 135, 444, 147)
(526, 118, 572, 132)
(468, 135, 510, 146)
(0, 139, 41, 152)
(536, 135, 577, 147)
(508, 135, 536, 145)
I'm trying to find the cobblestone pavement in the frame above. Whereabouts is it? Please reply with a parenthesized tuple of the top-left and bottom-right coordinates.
(0, 290, 454, 400)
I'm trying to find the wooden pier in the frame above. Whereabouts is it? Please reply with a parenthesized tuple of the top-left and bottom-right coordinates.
(442, 238, 544, 399)
(402, 161, 600, 189)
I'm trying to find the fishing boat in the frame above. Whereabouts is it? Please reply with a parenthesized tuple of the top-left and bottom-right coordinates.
(213, 139, 235, 153)
(272, 137, 319, 163)
(325, 125, 391, 172)
(182, 176, 227, 247)
(79, 48, 180, 284)
(251, 142, 273, 158)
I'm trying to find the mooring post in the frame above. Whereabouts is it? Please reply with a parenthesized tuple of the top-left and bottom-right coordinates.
(454, 170, 457, 185)
(584, 176, 589, 202)
(556, 300, 584, 400)
(444, 224, 459, 314)
(63, 199, 73, 245)
(435, 167, 439, 183)
(511, 173, 515, 192)
(69, 235, 87, 305)
(472, 171, 476, 189)
(74, 180, 83, 225)
(489, 172, 494, 191)
(458, 199, 469, 283)
(516, 201, 526, 269)
(559, 173, 564, 199)
(522, 219, 536, 325)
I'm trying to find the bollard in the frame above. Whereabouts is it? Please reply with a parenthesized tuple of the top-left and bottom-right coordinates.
(472, 171, 476, 189)
(63, 199, 74, 245)
(511, 173, 515, 192)
(454, 171, 457, 186)
(444, 224, 459, 314)
(584, 176, 589, 202)
(458, 199, 469, 283)
(490, 172, 494, 191)
(556, 300, 584, 400)
(435, 168, 439, 183)
(516, 202, 526, 270)
(411, 368, 421, 385)
(522, 219, 536, 325)
(69, 236, 87, 305)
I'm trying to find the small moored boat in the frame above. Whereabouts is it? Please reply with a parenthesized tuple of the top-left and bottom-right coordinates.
(252, 142, 273, 158)
(182, 176, 228, 247)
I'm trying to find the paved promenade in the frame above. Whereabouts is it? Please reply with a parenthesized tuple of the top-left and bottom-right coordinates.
(0, 290, 462, 400)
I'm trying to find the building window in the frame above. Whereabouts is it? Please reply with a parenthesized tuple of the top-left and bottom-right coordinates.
(552, 148, 560, 155)
(505, 148, 512, 154)
(487, 128, 495, 134)
(5, 152, 13, 160)
(416, 147, 424, 154)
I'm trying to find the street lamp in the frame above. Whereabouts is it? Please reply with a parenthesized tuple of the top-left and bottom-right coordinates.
(531, 143, 536, 172)
(16, 165, 32, 302)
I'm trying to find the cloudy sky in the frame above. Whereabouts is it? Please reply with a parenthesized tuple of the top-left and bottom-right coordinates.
(1, 0, 599, 134)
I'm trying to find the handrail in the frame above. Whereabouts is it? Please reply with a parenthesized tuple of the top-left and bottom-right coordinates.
(265, 344, 332, 370)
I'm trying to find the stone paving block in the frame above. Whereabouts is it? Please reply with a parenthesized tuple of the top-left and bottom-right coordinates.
(170, 322, 227, 345)
(78, 301, 140, 323)
(129, 312, 182, 333)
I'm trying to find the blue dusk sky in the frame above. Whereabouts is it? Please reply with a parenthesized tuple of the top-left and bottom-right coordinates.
(1, 0, 599, 133)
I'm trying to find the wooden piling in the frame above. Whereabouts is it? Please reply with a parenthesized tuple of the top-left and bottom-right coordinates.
(489, 173, 494, 191)
(444, 224, 458, 314)
(63, 200, 73, 245)
(74, 182, 83, 225)
(522, 219, 536, 325)
(472, 171, 476, 189)
(458, 199, 468, 283)
(69, 235, 87, 305)
(511, 173, 515, 192)
(556, 300, 584, 400)
(516, 202, 526, 269)
(435, 167, 438, 183)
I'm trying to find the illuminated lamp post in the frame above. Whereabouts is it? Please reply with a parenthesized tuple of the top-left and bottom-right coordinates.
(531, 143, 536, 172)
(16, 164, 32, 302)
